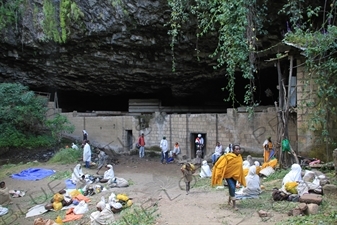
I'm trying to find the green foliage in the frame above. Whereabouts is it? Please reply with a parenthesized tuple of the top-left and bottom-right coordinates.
(263, 168, 290, 182)
(49, 147, 82, 164)
(282, 2, 337, 144)
(0, 0, 23, 31)
(43, 0, 61, 42)
(167, 0, 266, 109)
(46, 114, 75, 145)
(0, 83, 74, 153)
(42, 0, 84, 43)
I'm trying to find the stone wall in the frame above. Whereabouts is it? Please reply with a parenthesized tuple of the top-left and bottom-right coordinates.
(62, 107, 297, 158)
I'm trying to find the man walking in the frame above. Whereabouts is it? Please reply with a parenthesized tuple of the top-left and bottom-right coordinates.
(160, 136, 169, 164)
(211, 144, 246, 210)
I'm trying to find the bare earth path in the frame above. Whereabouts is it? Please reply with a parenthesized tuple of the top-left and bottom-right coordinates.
(0, 155, 287, 225)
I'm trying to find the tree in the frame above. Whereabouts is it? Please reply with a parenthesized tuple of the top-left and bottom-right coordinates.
(167, 0, 337, 162)
(0, 83, 74, 154)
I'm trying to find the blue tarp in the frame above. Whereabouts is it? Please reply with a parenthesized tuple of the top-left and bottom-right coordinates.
(11, 168, 56, 181)
(65, 179, 76, 189)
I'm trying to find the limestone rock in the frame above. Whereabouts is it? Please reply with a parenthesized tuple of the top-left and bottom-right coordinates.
(299, 193, 322, 205)
(323, 184, 337, 196)
(304, 203, 319, 215)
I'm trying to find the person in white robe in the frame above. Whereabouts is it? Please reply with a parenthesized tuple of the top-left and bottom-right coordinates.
(99, 165, 115, 183)
(199, 160, 212, 178)
(71, 164, 83, 184)
(282, 163, 302, 187)
(83, 140, 92, 168)
(235, 166, 261, 199)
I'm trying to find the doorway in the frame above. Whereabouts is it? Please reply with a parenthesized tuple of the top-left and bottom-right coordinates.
(190, 133, 206, 158)
(126, 130, 133, 150)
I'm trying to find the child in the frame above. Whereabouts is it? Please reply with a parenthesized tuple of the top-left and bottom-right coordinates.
(180, 163, 195, 195)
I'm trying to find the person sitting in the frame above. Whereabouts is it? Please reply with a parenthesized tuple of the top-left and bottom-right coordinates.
(211, 142, 223, 164)
(235, 166, 261, 199)
(254, 161, 262, 175)
(281, 163, 302, 194)
(170, 142, 181, 159)
(99, 165, 115, 183)
(71, 164, 84, 185)
(90, 198, 122, 225)
(199, 160, 212, 178)
(0, 181, 11, 205)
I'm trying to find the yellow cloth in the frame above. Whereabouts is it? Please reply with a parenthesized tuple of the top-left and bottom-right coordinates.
(261, 158, 278, 169)
(243, 168, 249, 178)
(263, 141, 273, 163)
(211, 153, 246, 187)
(255, 166, 261, 175)
(285, 181, 298, 194)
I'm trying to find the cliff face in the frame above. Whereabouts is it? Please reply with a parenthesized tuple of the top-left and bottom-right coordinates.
(0, 0, 288, 110)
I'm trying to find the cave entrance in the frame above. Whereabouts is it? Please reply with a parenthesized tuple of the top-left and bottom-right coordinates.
(126, 130, 133, 150)
(190, 133, 207, 159)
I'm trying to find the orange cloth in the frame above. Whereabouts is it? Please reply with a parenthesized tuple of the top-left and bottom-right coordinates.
(73, 194, 90, 203)
(263, 141, 273, 163)
(62, 208, 83, 222)
(211, 153, 246, 187)
(261, 158, 278, 169)
(255, 165, 261, 175)
(243, 168, 249, 178)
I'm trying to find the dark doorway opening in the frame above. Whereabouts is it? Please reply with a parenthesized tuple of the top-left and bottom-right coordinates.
(191, 133, 207, 158)
(126, 130, 133, 150)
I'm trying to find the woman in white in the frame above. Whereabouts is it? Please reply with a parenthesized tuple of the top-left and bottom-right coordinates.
(282, 163, 302, 187)
(71, 164, 83, 184)
(91, 197, 116, 225)
(99, 165, 115, 183)
(199, 160, 212, 178)
(235, 166, 261, 198)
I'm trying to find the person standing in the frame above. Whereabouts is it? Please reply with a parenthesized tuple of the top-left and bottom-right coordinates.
(83, 140, 92, 168)
(211, 144, 246, 210)
(195, 134, 205, 158)
(138, 133, 145, 158)
(83, 130, 88, 141)
(211, 142, 223, 164)
(0, 181, 11, 205)
(181, 163, 195, 195)
(263, 137, 274, 163)
(96, 149, 108, 175)
(160, 136, 169, 164)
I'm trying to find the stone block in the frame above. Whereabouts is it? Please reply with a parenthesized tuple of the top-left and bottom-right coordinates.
(299, 193, 322, 205)
(304, 203, 319, 215)
(323, 184, 337, 196)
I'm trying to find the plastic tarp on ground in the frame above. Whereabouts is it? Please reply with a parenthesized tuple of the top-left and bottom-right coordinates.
(11, 168, 56, 181)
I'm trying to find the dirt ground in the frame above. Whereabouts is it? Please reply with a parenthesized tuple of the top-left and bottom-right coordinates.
(0, 155, 288, 225)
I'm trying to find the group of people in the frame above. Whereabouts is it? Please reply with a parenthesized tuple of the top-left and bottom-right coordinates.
(137, 133, 181, 164)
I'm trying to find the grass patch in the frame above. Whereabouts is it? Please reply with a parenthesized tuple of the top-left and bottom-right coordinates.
(49, 147, 82, 164)
(112, 205, 159, 225)
(49, 170, 71, 181)
(128, 179, 135, 186)
(263, 168, 290, 182)
(0, 161, 40, 180)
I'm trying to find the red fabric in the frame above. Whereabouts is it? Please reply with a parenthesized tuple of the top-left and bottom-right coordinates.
(138, 136, 145, 146)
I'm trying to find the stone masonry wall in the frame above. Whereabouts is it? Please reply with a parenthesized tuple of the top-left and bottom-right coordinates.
(62, 107, 297, 159)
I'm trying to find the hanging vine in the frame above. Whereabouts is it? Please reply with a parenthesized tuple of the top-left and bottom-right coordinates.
(167, 0, 266, 112)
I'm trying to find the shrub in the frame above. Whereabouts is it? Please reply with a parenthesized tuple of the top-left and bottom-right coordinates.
(49, 147, 82, 164)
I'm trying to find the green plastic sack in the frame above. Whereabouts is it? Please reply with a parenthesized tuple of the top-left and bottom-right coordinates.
(282, 139, 290, 152)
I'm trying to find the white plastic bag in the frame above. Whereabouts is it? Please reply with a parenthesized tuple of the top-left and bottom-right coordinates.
(73, 200, 88, 215)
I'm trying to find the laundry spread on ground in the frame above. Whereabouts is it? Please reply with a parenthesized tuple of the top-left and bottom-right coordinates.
(11, 168, 56, 181)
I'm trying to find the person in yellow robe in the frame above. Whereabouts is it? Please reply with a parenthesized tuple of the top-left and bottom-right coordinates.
(211, 145, 246, 210)
(263, 137, 273, 163)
